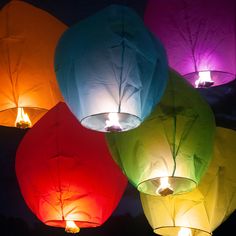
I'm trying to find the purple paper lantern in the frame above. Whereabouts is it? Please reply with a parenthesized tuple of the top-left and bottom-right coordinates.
(144, 0, 236, 88)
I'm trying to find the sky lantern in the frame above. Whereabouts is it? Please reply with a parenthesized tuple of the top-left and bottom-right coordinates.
(106, 69, 215, 196)
(0, 1, 65, 128)
(140, 127, 236, 236)
(15, 102, 127, 233)
(144, 0, 236, 88)
(54, 4, 168, 132)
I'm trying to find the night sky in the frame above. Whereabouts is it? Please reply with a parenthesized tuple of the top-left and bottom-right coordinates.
(0, 0, 235, 235)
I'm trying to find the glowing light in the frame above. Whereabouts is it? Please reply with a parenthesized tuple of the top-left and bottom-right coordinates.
(178, 227, 192, 236)
(65, 220, 80, 234)
(195, 71, 214, 88)
(15, 107, 32, 129)
(156, 177, 173, 196)
(105, 112, 122, 132)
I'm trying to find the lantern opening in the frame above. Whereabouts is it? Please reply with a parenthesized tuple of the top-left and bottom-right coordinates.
(195, 71, 214, 88)
(105, 113, 122, 132)
(156, 177, 173, 196)
(15, 107, 32, 129)
(65, 220, 80, 234)
(81, 112, 141, 132)
(178, 227, 192, 236)
(138, 176, 197, 196)
(154, 226, 211, 236)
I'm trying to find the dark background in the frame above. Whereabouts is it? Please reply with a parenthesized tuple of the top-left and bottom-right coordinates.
(0, 0, 235, 235)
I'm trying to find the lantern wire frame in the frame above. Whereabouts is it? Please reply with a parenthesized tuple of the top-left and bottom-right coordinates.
(81, 112, 141, 132)
(0, 106, 48, 129)
(184, 70, 235, 88)
(138, 176, 197, 197)
(154, 225, 211, 236)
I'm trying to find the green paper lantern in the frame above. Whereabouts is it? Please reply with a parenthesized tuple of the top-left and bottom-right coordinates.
(106, 70, 215, 196)
(140, 127, 236, 236)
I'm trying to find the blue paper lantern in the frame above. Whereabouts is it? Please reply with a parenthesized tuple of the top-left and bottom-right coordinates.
(54, 4, 168, 132)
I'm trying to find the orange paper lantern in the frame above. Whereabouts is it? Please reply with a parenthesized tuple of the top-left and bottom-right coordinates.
(0, 1, 65, 128)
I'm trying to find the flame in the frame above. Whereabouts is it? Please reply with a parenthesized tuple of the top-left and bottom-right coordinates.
(15, 107, 32, 129)
(158, 176, 171, 190)
(178, 227, 192, 236)
(105, 112, 122, 132)
(195, 71, 214, 88)
(65, 220, 80, 234)
(156, 177, 173, 196)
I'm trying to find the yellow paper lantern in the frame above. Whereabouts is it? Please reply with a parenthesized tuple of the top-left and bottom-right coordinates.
(140, 127, 236, 236)
(0, 1, 65, 128)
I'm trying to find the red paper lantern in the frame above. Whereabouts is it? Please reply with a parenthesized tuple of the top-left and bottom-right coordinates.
(15, 102, 127, 233)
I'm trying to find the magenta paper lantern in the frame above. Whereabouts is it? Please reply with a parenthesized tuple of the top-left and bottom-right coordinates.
(144, 0, 236, 88)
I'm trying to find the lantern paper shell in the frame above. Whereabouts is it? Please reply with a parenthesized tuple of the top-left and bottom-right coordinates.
(144, 0, 236, 88)
(106, 70, 215, 196)
(54, 4, 168, 132)
(140, 127, 236, 236)
(0, 1, 65, 127)
(15, 102, 127, 231)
